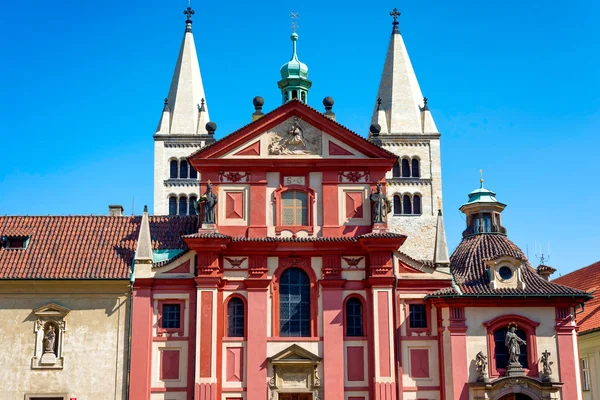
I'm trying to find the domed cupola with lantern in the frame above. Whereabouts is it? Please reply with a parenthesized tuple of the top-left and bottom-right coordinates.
(278, 25, 312, 104)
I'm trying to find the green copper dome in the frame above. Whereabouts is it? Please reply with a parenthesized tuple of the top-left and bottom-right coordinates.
(278, 32, 312, 104)
(462, 182, 503, 207)
(280, 33, 309, 79)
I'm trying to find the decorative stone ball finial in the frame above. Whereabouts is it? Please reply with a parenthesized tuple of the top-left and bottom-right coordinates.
(253, 96, 265, 109)
(370, 123, 381, 136)
(323, 96, 334, 110)
(206, 121, 217, 135)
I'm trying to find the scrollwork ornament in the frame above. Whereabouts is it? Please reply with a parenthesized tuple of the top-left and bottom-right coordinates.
(313, 364, 321, 386)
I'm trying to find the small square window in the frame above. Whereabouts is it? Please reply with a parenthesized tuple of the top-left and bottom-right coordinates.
(161, 304, 181, 329)
(409, 304, 427, 329)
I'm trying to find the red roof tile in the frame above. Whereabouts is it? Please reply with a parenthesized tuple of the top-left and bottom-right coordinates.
(0, 216, 196, 279)
(554, 261, 600, 334)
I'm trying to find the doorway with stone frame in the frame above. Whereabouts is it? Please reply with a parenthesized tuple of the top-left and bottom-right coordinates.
(278, 394, 312, 400)
(268, 344, 322, 400)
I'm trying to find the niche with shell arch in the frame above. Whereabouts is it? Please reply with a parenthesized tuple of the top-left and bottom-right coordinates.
(31, 302, 70, 369)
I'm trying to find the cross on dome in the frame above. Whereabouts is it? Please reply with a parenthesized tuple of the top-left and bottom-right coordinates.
(290, 10, 299, 33)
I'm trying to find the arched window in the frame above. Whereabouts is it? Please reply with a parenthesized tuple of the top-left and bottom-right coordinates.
(178, 196, 187, 216)
(411, 159, 420, 177)
(494, 327, 528, 369)
(188, 196, 197, 216)
(413, 195, 422, 215)
(168, 196, 177, 216)
(403, 194, 412, 214)
(301, 91, 306, 103)
(392, 161, 401, 178)
(179, 160, 189, 179)
(401, 159, 410, 177)
(393, 195, 402, 215)
(292, 89, 298, 99)
(170, 160, 178, 179)
(189, 166, 197, 179)
(345, 297, 364, 337)
(227, 297, 245, 337)
(279, 268, 311, 337)
(281, 190, 308, 226)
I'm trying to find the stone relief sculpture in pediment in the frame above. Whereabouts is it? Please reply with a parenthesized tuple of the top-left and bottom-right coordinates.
(268, 117, 322, 156)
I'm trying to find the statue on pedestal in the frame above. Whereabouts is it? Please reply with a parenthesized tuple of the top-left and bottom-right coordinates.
(475, 351, 488, 382)
(370, 182, 391, 224)
(196, 180, 218, 226)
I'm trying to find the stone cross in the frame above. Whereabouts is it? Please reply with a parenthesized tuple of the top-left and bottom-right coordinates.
(390, 8, 401, 23)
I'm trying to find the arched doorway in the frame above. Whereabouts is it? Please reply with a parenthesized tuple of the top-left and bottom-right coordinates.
(499, 394, 534, 400)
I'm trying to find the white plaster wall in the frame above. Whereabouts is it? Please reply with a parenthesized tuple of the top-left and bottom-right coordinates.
(0, 286, 129, 400)
(579, 332, 600, 400)
(464, 307, 559, 383)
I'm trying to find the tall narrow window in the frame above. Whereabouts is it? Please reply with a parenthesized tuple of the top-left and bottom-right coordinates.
(292, 89, 298, 99)
(279, 268, 311, 337)
(161, 304, 181, 329)
(403, 195, 412, 214)
(494, 328, 527, 369)
(393, 195, 402, 215)
(483, 213, 492, 233)
(281, 190, 308, 226)
(170, 160, 178, 178)
(408, 304, 427, 328)
(401, 159, 410, 177)
(189, 166, 198, 179)
(188, 196, 197, 216)
(346, 298, 363, 337)
(411, 159, 420, 177)
(178, 196, 187, 216)
(168, 196, 177, 216)
(227, 297, 245, 337)
(582, 358, 591, 391)
(392, 161, 401, 177)
(180, 160, 189, 179)
(413, 195, 422, 215)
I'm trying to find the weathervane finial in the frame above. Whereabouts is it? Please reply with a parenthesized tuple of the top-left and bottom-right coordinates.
(184, 6, 195, 24)
(290, 10, 299, 33)
(479, 169, 484, 186)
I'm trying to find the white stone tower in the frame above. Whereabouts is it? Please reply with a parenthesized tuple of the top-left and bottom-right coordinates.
(153, 7, 215, 215)
(369, 8, 448, 267)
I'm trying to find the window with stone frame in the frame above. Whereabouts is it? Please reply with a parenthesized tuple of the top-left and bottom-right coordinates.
(409, 304, 427, 329)
(345, 297, 364, 337)
(162, 304, 181, 329)
(281, 190, 308, 226)
(279, 268, 311, 337)
(227, 297, 245, 337)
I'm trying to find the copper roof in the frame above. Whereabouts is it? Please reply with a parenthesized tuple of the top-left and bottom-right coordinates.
(427, 234, 588, 298)
(554, 261, 600, 334)
(0, 216, 196, 279)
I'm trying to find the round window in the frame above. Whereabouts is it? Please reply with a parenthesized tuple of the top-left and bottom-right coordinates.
(499, 266, 513, 280)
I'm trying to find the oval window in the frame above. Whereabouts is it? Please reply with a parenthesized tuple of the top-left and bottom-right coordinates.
(498, 266, 513, 280)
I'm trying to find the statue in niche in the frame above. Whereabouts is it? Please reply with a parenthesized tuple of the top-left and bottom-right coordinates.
(370, 182, 391, 223)
(505, 323, 527, 366)
(198, 181, 218, 225)
(44, 324, 56, 354)
(268, 118, 322, 155)
(475, 351, 488, 382)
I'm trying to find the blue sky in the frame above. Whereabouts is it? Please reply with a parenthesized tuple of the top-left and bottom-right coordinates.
(0, 1, 598, 275)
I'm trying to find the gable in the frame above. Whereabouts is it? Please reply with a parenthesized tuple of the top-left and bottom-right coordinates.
(189, 100, 395, 163)
(222, 117, 368, 159)
(269, 344, 321, 364)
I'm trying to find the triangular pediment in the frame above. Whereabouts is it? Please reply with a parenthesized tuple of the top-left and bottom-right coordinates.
(33, 302, 70, 318)
(189, 100, 395, 164)
(269, 344, 321, 365)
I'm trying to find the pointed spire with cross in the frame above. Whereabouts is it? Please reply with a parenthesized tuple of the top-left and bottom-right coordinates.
(390, 8, 401, 34)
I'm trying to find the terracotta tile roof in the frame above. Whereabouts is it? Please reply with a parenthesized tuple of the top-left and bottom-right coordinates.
(427, 234, 588, 298)
(553, 261, 600, 334)
(184, 232, 406, 242)
(0, 216, 196, 279)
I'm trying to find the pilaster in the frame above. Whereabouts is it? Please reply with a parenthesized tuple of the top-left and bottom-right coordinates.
(129, 279, 153, 400)
(447, 306, 468, 400)
(320, 276, 346, 400)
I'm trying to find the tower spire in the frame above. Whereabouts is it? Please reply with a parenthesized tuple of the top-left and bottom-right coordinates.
(156, 6, 210, 135)
(370, 8, 437, 135)
(278, 11, 312, 104)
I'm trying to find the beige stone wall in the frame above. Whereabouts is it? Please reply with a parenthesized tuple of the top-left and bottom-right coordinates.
(579, 331, 600, 400)
(0, 281, 130, 400)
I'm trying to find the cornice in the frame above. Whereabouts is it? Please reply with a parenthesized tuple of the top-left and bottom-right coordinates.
(387, 178, 432, 186)
(163, 178, 200, 187)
